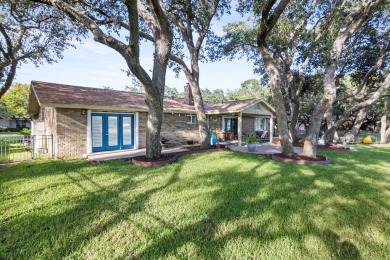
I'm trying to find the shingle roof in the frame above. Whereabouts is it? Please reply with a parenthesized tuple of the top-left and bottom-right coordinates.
(29, 81, 274, 115)
(29, 81, 195, 113)
(204, 99, 260, 114)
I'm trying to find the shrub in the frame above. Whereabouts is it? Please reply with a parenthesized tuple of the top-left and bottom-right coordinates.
(242, 133, 259, 144)
(20, 128, 31, 135)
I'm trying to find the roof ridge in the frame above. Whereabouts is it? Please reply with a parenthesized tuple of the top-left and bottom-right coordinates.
(31, 80, 145, 96)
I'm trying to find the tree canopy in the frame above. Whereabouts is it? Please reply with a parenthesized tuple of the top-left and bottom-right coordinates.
(1, 83, 29, 117)
(0, 0, 85, 98)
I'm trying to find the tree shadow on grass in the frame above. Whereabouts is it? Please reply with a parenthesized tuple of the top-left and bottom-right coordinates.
(134, 151, 388, 259)
(0, 160, 184, 259)
(1, 147, 389, 258)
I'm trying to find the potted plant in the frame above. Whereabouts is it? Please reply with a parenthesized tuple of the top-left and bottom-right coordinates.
(242, 133, 259, 152)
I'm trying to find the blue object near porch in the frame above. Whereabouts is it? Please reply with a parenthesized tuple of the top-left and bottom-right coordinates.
(210, 132, 217, 146)
(248, 143, 257, 152)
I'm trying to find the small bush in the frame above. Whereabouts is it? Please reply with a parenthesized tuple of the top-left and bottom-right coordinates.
(20, 128, 31, 135)
(242, 133, 259, 143)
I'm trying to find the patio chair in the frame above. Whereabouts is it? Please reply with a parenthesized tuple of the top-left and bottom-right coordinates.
(260, 131, 268, 143)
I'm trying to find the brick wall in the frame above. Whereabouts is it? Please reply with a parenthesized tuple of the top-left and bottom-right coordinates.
(138, 112, 147, 148)
(242, 116, 255, 135)
(208, 115, 223, 132)
(161, 113, 199, 144)
(138, 112, 202, 148)
(56, 108, 87, 157)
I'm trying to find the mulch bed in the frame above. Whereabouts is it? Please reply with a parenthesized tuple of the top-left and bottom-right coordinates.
(131, 145, 229, 167)
(271, 153, 330, 165)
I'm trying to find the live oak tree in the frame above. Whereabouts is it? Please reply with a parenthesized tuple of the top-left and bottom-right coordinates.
(227, 0, 383, 157)
(32, 0, 173, 159)
(0, 0, 83, 98)
(228, 0, 320, 155)
(323, 10, 390, 143)
(165, 0, 231, 148)
(302, 0, 383, 157)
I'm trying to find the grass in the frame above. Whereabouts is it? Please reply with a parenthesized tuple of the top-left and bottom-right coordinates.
(0, 137, 31, 163)
(0, 132, 23, 136)
(1, 146, 389, 259)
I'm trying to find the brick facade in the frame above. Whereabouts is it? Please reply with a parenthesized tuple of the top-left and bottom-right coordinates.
(242, 116, 255, 135)
(33, 108, 268, 158)
(56, 108, 87, 158)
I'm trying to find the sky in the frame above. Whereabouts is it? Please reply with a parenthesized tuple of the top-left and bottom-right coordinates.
(14, 7, 258, 93)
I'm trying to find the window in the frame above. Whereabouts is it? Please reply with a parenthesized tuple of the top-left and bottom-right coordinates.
(186, 115, 196, 124)
(255, 118, 267, 131)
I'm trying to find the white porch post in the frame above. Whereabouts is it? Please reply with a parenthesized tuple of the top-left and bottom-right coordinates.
(238, 112, 242, 146)
(269, 114, 274, 143)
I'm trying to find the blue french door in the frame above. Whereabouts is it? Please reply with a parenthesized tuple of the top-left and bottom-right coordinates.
(91, 113, 134, 152)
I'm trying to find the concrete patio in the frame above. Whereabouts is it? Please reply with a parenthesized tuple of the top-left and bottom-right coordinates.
(86, 142, 303, 162)
(228, 143, 303, 154)
(86, 146, 190, 162)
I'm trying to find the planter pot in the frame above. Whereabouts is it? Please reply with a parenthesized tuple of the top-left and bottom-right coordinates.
(247, 143, 256, 152)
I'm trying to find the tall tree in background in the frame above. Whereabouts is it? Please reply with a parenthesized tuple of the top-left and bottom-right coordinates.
(0, 0, 84, 98)
(1, 83, 29, 128)
(1, 83, 29, 116)
(165, 0, 231, 148)
(32, 0, 173, 159)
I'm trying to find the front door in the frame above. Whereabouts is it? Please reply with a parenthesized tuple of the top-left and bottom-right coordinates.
(224, 117, 238, 136)
(91, 113, 134, 152)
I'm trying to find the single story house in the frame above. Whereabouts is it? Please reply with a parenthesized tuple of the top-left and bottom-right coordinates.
(0, 117, 30, 131)
(28, 81, 276, 158)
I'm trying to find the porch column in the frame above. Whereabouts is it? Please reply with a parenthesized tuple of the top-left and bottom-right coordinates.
(269, 114, 274, 143)
(238, 112, 242, 146)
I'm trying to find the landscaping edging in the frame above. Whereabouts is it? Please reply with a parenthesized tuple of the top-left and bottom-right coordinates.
(271, 154, 331, 165)
(131, 153, 180, 167)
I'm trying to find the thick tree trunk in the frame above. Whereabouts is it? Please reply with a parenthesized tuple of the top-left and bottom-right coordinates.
(344, 107, 367, 143)
(259, 46, 294, 155)
(0, 60, 17, 99)
(145, 96, 163, 158)
(189, 80, 210, 148)
(324, 107, 339, 143)
(380, 99, 389, 144)
(289, 98, 300, 144)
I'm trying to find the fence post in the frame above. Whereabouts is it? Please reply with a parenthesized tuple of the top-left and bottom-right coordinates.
(51, 134, 54, 159)
(31, 135, 35, 160)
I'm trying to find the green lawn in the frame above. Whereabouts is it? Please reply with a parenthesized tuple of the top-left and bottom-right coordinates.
(1, 146, 389, 259)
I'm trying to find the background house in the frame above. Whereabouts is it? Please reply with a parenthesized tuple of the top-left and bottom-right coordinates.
(28, 81, 276, 158)
(0, 117, 30, 131)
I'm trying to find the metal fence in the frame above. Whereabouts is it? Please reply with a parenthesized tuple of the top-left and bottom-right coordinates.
(0, 135, 53, 163)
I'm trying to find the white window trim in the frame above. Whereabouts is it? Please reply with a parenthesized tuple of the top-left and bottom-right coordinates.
(186, 114, 196, 124)
(254, 117, 271, 131)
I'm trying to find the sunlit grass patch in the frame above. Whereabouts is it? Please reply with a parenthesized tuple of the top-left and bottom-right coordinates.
(1, 146, 389, 259)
